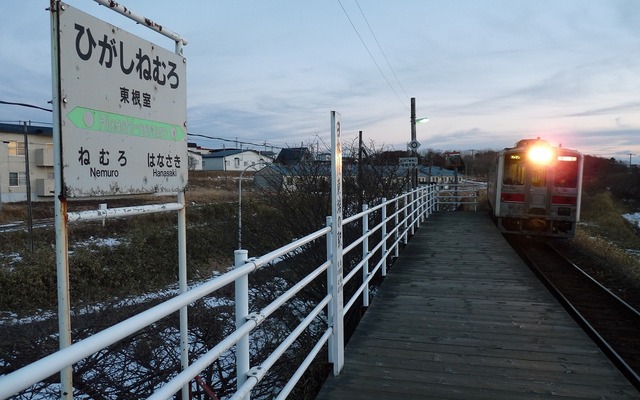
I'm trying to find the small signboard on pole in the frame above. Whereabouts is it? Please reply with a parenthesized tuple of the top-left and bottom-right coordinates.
(57, 3, 187, 197)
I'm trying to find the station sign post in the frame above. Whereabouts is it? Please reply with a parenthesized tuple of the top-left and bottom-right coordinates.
(329, 111, 344, 374)
(51, 3, 188, 399)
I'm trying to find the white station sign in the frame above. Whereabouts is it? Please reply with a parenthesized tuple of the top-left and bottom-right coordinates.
(57, 3, 187, 197)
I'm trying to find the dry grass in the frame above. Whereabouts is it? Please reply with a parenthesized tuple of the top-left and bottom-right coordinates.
(557, 191, 640, 305)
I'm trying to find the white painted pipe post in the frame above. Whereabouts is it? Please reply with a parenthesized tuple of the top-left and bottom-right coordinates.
(394, 198, 400, 258)
(403, 194, 408, 244)
(50, 4, 73, 398)
(430, 184, 436, 214)
(420, 187, 427, 222)
(416, 188, 422, 225)
(410, 190, 418, 236)
(234, 250, 250, 400)
(362, 204, 369, 307)
(410, 190, 416, 233)
(418, 187, 424, 223)
(426, 185, 430, 215)
(381, 198, 387, 276)
(177, 191, 189, 400)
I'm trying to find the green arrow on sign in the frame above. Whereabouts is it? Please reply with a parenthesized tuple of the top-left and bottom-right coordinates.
(67, 106, 186, 142)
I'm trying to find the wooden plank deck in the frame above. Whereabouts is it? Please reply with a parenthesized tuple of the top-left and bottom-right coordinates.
(316, 211, 638, 399)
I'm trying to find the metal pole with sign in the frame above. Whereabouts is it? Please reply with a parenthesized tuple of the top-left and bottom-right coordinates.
(410, 98, 419, 188)
(50, 1, 188, 398)
(328, 111, 344, 375)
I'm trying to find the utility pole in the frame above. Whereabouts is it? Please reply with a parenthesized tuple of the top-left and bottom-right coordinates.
(410, 98, 416, 144)
(628, 153, 635, 167)
(23, 122, 33, 252)
(410, 97, 417, 188)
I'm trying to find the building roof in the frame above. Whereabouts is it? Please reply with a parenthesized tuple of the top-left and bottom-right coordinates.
(417, 165, 458, 177)
(201, 149, 270, 159)
(274, 147, 311, 165)
(0, 122, 52, 136)
(202, 149, 244, 158)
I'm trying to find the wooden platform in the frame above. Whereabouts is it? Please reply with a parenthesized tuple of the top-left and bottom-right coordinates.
(316, 211, 638, 399)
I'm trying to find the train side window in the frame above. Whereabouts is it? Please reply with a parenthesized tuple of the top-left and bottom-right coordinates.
(503, 154, 525, 185)
(555, 160, 578, 188)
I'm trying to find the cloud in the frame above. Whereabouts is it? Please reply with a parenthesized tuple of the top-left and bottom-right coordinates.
(565, 102, 640, 118)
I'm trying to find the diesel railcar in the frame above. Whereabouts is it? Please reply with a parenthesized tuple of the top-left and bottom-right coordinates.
(488, 138, 583, 238)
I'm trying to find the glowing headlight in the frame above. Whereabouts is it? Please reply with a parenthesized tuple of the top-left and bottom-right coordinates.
(528, 146, 553, 164)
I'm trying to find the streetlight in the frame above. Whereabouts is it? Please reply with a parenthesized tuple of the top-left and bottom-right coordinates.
(410, 97, 428, 188)
(238, 160, 270, 250)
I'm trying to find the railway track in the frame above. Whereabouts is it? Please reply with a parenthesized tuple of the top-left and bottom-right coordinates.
(509, 238, 640, 391)
(0, 218, 55, 233)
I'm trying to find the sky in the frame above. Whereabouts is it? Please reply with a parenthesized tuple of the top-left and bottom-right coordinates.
(1, 1, 639, 162)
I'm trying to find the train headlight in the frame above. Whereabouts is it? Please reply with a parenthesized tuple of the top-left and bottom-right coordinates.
(528, 146, 553, 164)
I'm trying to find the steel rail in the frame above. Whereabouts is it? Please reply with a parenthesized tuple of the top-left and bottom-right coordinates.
(515, 241, 640, 391)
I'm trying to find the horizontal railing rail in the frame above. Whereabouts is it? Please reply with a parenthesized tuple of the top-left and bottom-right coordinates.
(434, 182, 486, 211)
(0, 186, 437, 400)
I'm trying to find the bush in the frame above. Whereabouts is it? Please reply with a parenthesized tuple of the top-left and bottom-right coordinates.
(580, 191, 639, 247)
(0, 246, 57, 312)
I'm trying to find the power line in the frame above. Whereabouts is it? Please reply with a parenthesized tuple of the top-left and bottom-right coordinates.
(337, 0, 408, 111)
(0, 100, 52, 113)
(187, 132, 286, 150)
(355, 0, 409, 100)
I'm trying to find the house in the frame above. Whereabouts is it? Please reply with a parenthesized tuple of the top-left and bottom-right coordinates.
(201, 149, 273, 172)
(0, 122, 54, 204)
(418, 165, 460, 184)
(187, 150, 203, 170)
(274, 147, 313, 165)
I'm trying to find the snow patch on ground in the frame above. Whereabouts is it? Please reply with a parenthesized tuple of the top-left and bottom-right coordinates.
(74, 236, 123, 248)
(622, 212, 640, 228)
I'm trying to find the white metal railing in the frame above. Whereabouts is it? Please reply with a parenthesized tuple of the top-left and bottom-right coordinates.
(434, 182, 485, 211)
(0, 186, 437, 400)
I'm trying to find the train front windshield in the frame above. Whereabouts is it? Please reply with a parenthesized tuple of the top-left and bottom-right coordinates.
(554, 156, 579, 188)
(503, 154, 525, 185)
(504, 152, 552, 188)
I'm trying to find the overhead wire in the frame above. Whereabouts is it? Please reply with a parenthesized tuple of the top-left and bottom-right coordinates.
(355, 0, 409, 100)
(337, 0, 409, 111)
(0, 100, 52, 113)
(187, 132, 286, 150)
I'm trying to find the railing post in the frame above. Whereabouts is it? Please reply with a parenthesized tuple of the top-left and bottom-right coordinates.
(362, 204, 369, 307)
(234, 249, 250, 400)
(426, 185, 431, 215)
(403, 193, 408, 244)
(410, 190, 415, 235)
(424, 186, 428, 215)
(415, 189, 420, 228)
(423, 185, 431, 221)
(178, 192, 189, 400)
(381, 198, 387, 276)
(431, 184, 437, 214)
(394, 198, 400, 257)
(418, 187, 424, 222)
